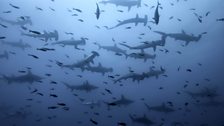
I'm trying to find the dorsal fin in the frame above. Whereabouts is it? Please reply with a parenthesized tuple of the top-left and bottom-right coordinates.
(98, 63, 102, 67)
(136, 14, 139, 18)
(121, 95, 125, 99)
(181, 30, 186, 34)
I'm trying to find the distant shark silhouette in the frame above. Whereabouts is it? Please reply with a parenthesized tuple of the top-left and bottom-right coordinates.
(114, 67, 165, 83)
(145, 103, 175, 113)
(0, 16, 32, 26)
(129, 114, 154, 126)
(104, 95, 133, 109)
(126, 50, 156, 62)
(52, 37, 86, 49)
(154, 30, 204, 46)
(82, 63, 113, 75)
(119, 35, 167, 51)
(100, 0, 141, 11)
(110, 14, 148, 29)
(94, 42, 127, 56)
(22, 30, 59, 42)
(56, 51, 100, 70)
(63, 81, 98, 92)
(1, 70, 43, 84)
(1, 39, 31, 50)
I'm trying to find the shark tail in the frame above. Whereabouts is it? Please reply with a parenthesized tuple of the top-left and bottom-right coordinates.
(160, 66, 165, 71)
(2, 75, 11, 84)
(144, 103, 151, 111)
(137, 0, 142, 7)
(129, 114, 135, 122)
(4, 51, 9, 59)
(54, 30, 59, 41)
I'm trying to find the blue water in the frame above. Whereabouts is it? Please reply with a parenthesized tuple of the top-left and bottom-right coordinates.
(0, 0, 224, 126)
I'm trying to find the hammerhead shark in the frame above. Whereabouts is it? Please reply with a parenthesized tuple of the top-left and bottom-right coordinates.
(52, 37, 86, 49)
(100, 0, 141, 11)
(110, 14, 148, 29)
(22, 30, 59, 42)
(94, 42, 127, 56)
(154, 30, 204, 46)
(144, 103, 175, 113)
(104, 95, 133, 109)
(0, 16, 32, 26)
(126, 51, 156, 62)
(1, 70, 43, 84)
(114, 67, 165, 83)
(129, 114, 154, 126)
(56, 51, 100, 70)
(63, 81, 98, 92)
(1, 39, 31, 50)
(82, 63, 113, 75)
(119, 35, 167, 51)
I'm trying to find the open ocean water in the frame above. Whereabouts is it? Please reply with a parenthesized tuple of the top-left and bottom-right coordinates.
(0, 0, 224, 126)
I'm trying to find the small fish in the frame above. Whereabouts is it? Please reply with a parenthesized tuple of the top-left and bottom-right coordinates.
(31, 89, 38, 94)
(0, 23, 7, 28)
(45, 73, 52, 76)
(28, 54, 39, 59)
(49, 7, 55, 11)
(3, 11, 11, 13)
(117, 10, 124, 13)
(78, 19, 84, 22)
(37, 92, 44, 96)
(48, 106, 58, 109)
(95, 3, 100, 20)
(9, 3, 20, 9)
(29, 30, 41, 35)
(0, 37, 6, 39)
(90, 118, 98, 125)
(18, 70, 26, 73)
(216, 18, 224, 22)
(65, 32, 74, 35)
(105, 88, 112, 94)
(108, 75, 115, 79)
(57, 103, 66, 106)
(186, 69, 192, 72)
(50, 94, 58, 98)
(73, 8, 82, 13)
(37, 48, 55, 52)
(118, 122, 126, 126)
(50, 81, 57, 84)
(36, 6, 43, 11)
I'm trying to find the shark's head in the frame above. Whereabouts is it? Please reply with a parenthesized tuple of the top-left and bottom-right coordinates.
(91, 51, 100, 57)
(53, 30, 59, 41)
(81, 37, 86, 45)
(160, 66, 165, 72)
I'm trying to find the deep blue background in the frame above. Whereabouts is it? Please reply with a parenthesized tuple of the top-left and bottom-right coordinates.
(0, 0, 224, 126)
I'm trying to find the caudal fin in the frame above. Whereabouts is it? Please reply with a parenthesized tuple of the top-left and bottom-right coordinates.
(54, 30, 59, 41)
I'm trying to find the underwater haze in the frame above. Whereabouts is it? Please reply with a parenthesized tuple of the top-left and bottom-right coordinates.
(0, 0, 224, 126)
